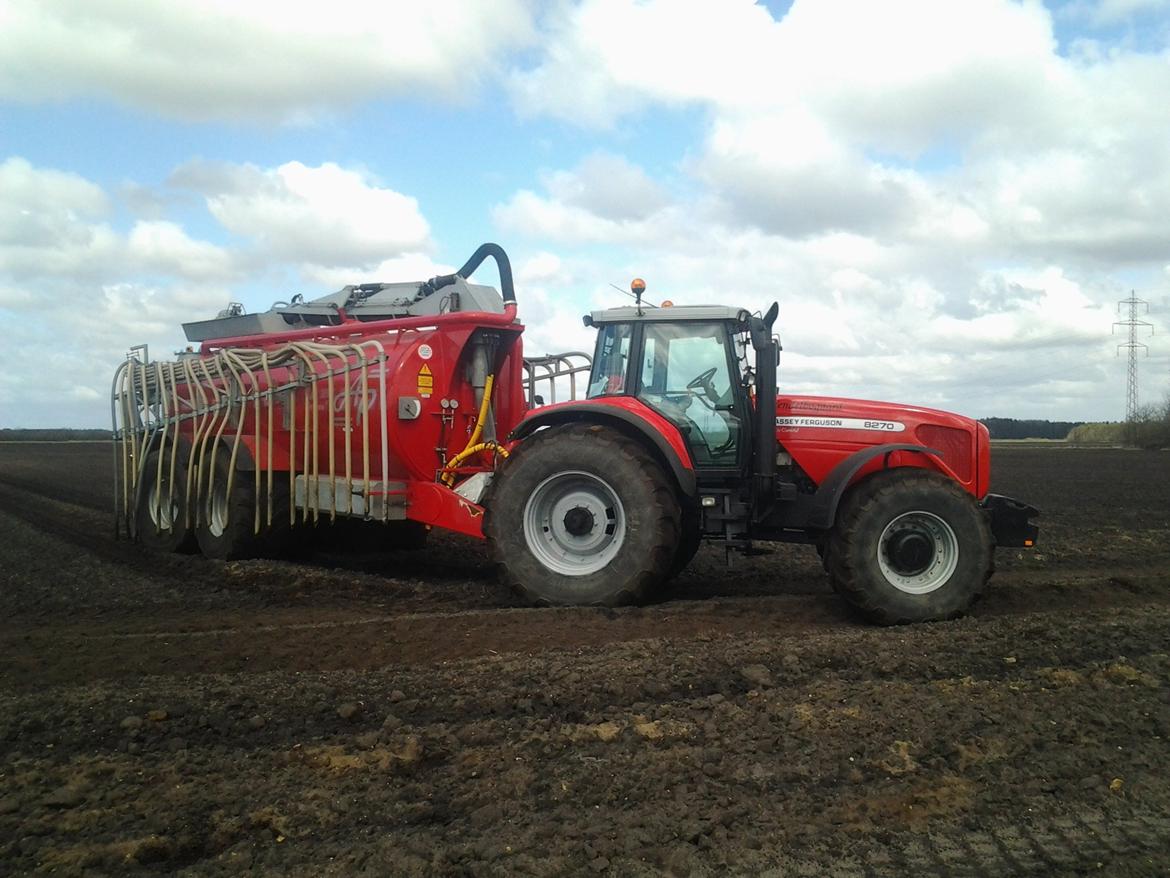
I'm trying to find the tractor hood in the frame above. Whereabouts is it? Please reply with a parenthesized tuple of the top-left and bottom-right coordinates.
(775, 395, 990, 499)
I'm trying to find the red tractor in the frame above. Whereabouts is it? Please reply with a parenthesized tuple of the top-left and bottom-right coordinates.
(114, 243, 1037, 624)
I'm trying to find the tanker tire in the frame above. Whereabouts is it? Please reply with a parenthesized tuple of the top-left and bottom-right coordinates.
(135, 448, 197, 554)
(826, 468, 992, 625)
(486, 423, 680, 607)
(194, 450, 289, 561)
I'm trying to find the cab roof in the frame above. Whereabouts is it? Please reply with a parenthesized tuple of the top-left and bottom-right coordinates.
(585, 304, 750, 326)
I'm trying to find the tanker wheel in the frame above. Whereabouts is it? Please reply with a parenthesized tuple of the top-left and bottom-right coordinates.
(825, 468, 992, 625)
(194, 450, 282, 561)
(486, 423, 680, 607)
(135, 447, 197, 553)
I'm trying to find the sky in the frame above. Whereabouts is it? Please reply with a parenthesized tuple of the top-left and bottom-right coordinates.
(2, 0, 1169, 428)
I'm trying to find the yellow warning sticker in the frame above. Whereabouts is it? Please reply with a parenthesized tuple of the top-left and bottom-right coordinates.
(417, 364, 433, 398)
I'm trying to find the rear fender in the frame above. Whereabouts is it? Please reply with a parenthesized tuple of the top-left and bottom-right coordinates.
(509, 403, 697, 498)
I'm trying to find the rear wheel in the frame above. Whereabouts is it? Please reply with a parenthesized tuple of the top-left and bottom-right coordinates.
(486, 424, 680, 606)
(826, 469, 992, 624)
(669, 505, 702, 579)
(135, 447, 197, 553)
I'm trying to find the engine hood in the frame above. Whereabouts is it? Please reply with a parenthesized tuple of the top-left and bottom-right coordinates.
(775, 395, 978, 434)
(775, 395, 989, 498)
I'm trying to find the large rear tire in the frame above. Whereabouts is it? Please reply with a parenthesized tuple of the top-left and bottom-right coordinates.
(669, 504, 702, 579)
(826, 469, 992, 625)
(486, 424, 680, 607)
(135, 447, 197, 553)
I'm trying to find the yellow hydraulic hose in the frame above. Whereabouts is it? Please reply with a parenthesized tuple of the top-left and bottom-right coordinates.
(440, 373, 502, 486)
(465, 373, 495, 450)
(441, 441, 510, 486)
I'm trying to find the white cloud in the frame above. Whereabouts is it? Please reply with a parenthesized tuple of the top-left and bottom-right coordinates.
(0, 157, 446, 426)
(0, 157, 235, 285)
(509, 0, 1170, 268)
(299, 253, 452, 291)
(543, 153, 671, 222)
(171, 160, 432, 269)
(126, 221, 238, 281)
(0, 0, 536, 122)
(510, 0, 1057, 142)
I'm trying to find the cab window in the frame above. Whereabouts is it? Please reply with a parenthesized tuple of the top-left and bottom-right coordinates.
(587, 323, 632, 397)
(638, 322, 741, 464)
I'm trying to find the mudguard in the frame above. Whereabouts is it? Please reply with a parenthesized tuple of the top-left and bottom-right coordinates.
(804, 443, 942, 529)
(509, 401, 697, 497)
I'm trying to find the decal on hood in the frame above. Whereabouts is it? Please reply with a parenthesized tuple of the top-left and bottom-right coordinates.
(776, 416, 905, 432)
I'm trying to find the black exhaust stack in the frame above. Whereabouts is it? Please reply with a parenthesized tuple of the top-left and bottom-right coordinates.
(750, 303, 780, 519)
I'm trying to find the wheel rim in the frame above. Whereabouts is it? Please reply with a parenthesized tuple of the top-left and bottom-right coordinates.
(147, 480, 176, 531)
(523, 471, 626, 576)
(877, 510, 959, 594)
(208, 478, 229, 538)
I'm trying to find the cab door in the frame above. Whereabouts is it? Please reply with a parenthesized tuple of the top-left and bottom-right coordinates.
(635, 321, 748, 471)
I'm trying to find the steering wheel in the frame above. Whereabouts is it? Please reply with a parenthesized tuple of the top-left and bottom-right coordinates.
(686, 366, 720, 408)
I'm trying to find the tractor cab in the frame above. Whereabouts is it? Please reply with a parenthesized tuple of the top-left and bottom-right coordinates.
(584, 305, 755, 470)
(583, 300, 780, 493)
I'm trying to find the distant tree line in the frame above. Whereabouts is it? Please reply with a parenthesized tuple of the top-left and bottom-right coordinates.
(0, 428, 113, 442)
(1067, 398, 1170, 449)
(979, 418, 1083, 440)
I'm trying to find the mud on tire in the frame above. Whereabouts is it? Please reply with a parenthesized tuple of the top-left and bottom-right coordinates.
(826, 468, 993, 625)
(668, 503, 702, 580)
(486, 423, 680, 607)
(135, 446, 198, 554)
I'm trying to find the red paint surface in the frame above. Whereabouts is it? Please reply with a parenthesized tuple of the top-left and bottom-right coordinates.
(775, 395, 987, 498)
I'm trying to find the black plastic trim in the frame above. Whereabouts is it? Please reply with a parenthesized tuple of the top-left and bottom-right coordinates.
(422, 243, 516, 306)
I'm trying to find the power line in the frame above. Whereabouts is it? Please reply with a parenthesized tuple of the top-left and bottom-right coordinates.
(1113, 292, 1153, 421)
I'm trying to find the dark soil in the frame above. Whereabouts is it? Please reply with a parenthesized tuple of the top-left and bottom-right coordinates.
(1, 442, 1169, 876)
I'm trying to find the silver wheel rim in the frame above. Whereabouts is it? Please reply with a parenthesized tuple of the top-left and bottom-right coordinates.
(208, 479, 229, 538)
(523, 471, 626, 576)
(877, 510, 959, 595)
(147, 481, 176, 531)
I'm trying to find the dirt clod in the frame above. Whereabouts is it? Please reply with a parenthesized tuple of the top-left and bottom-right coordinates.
(739, 664, 775, 688)
(42, 785, 86, 809)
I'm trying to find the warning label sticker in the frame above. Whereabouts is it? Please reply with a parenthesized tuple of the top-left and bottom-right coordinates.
(776, 416, 905, 432)
(417, 364, 433, 399)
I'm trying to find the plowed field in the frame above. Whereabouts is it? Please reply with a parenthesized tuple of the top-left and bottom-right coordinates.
(1, 443, 1169, 876)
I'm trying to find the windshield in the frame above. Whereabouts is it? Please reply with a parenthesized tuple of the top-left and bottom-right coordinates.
(587, 323, 632, 397)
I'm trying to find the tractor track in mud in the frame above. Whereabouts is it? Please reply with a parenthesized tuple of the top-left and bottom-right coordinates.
(1, 442, 1169, 875)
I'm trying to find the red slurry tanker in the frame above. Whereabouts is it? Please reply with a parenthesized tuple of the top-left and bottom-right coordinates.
(113, 243, 1038, 624)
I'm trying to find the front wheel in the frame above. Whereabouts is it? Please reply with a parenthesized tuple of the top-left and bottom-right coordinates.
(486, 424, 680, 606)
(825, 469, 992, 624)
